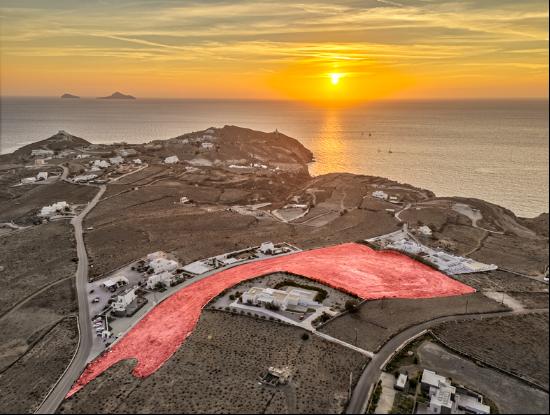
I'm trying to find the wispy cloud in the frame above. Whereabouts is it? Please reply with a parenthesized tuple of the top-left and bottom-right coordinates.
(0, 0, 547, 98)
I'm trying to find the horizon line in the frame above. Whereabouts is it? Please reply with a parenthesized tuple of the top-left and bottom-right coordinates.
(1, 95, 548, 102)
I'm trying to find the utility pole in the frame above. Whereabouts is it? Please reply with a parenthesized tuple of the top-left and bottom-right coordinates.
(354, 327, 358, 346)
(348, 371, 353, 401)
(465, 296, 469, 313)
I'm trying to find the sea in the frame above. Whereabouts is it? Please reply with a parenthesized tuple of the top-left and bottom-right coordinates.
(0, 97, 548, 217)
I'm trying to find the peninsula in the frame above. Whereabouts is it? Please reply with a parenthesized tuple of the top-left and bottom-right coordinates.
(0, 127, 547, 414)
(61, 93, 80, 99)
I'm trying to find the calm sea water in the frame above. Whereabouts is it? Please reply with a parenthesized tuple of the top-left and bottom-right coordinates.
(1, 97, 548, 217)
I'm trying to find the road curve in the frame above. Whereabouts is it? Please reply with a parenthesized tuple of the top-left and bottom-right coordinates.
(345, 308, 548, 414)
(36, 184, 105, 414)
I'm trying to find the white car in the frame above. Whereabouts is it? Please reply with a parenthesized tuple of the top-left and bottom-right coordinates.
(92, 297, 100, 303)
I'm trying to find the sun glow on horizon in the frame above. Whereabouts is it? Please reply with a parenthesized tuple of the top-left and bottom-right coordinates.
(330, 73, 343, 85)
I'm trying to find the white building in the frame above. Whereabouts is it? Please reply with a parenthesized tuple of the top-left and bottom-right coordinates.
(259, 242, 293, 256)
(389, 195, 400, 203)
(421, 369, 491, 414)
(92, 159, 110, 169)
(395, 374, 407, 391)
(112, 287, 137, 313)
(34, 159, 46, 166)
(182, 260, 213, 275)
(101, 276, 129, 292)
(117, 149, 137, 157)
(133, 158, 142, 165)
(372, 190, 389, 200)
(109, 156, 124, 165)
(146, 251, 168, 261)
(39, 201, 69, 217)
(201, 142, 215, 149)
(429, 383, 456, 414)
(21, 177, 37, 184)
(418, 225, 433, 236)
(149, 258, 178, 274)
(259, 242, 275, 254)
(455, 394, 490, 414)
(146, 271, 174, 289)
(73, 174, 98, 183)
(164, 155, 179, 164)
(31, 149, 54, 157)
(36, 172, 48, 181)
(241, 287, 319, 311)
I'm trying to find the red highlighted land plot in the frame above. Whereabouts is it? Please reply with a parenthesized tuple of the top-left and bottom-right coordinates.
(68, 243, 474, 397)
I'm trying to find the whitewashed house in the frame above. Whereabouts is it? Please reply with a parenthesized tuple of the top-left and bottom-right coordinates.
(109, 156, 124, 165)
(39, 201, 69, 217)
(146, 271, 174, 289)
(372, 190, 388, 200)
(241, 287, 319, 311)
(112, 287, 137, 313)
(92, 159, 111, 169)
(21, 177, 37, 184)
(164, 155, 179, 164)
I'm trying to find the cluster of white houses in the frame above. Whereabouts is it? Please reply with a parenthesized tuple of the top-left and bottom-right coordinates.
(183, 242, 299, 275)
(144, 251, 180, 289)
(367, 229, 497, 275)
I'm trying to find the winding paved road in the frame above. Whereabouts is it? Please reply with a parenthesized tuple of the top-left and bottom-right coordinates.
(345, 308, 548, 414)
(36, 183, 105, 414)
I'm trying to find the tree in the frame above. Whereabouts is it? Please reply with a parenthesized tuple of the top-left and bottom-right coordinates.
(345, 300, 360, 313)
(301, 333, 310, 341)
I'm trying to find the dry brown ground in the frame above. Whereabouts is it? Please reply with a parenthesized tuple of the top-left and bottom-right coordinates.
(60, 311, 368, 414)
(432, 312, 549, 389)
(470, 233, 549, 275)
(454, 270, 549, 292)
(0, 221, 76, 315)
(0, 317, 78, 413)
(453, 270, 549, 310)
(430, 223, 488, 255)
(0, 278, 76, 371)
(84, 179, 400, 280)
(319, 293, 507, 352)
(508, 292, 549, 309)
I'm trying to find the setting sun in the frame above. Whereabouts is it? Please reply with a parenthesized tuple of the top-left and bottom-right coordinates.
(330, 73, 343, 85)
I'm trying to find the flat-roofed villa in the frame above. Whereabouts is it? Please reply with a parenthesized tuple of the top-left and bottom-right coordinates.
(241, 286, 319, 312)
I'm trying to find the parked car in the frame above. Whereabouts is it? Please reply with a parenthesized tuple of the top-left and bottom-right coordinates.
(92, 297, 100, 303)
(89, 289, 95, 294)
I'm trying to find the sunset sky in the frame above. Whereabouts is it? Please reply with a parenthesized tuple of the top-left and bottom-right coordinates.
(0, 0, 548, 102)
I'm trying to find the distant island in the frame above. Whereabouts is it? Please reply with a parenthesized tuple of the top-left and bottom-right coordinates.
(98, 91, 136, 100)
(61, 93, 80, 99)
